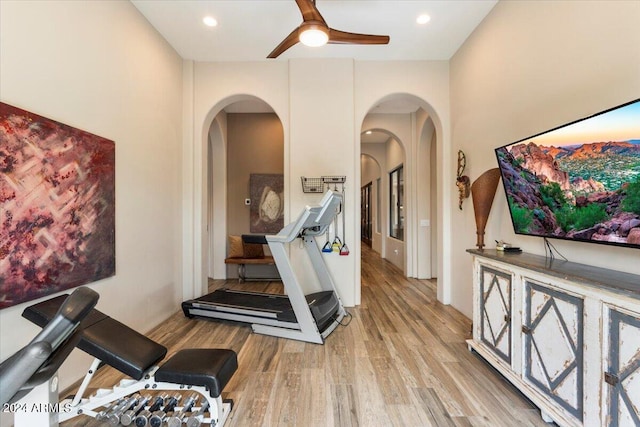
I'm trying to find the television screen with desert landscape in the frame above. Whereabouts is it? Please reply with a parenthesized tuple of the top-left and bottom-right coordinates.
(495, 99, 640, 249)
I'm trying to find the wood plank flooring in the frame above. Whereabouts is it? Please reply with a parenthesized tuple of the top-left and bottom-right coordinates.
(61, 244, 550, 426)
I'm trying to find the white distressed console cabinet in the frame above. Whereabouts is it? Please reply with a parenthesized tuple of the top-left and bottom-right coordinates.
(467, 249, 640, 427)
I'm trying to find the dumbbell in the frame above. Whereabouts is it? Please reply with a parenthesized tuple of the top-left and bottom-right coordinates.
(135, 393, 168, 427)
(106, 394, 141, 426)
(185, 400, 211, 427)
(96, 398, 125, 420)
(121, 394, 152, 426)
(166, 393, 199, 427)
(149, 393, 181, 427)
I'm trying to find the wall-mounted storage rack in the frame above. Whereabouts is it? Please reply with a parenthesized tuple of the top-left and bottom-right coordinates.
(301, 176, 346, 193)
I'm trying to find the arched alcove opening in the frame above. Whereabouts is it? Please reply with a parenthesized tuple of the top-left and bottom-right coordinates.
(359, 93, 442, 294)
(205, 96, 284, 284)
(360, 128, 407, 273)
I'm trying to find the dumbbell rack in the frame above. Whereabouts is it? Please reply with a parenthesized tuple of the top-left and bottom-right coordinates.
(55, 359, 225, 426)
(16, 290, 238, 427)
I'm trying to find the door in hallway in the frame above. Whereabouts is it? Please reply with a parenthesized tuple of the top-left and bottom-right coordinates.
(361, 182, 372, 246)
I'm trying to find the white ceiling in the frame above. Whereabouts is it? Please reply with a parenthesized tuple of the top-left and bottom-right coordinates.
(131, 0, 497, 62)
(132, 1, 496, 124)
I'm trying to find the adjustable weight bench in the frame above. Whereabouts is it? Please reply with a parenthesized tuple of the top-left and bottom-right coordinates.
(21, 293, 237, 426)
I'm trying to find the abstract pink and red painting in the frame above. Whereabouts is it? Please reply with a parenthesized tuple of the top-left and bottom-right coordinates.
(0, 103, 115, 308)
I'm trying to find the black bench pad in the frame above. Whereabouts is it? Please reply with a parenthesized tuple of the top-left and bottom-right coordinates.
(23, 295, 167, 381)
(155, 349, 238, 398)
(80, 316, 167, 380)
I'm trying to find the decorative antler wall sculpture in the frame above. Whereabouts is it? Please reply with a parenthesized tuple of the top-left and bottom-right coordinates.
(456, 150, 471, 210)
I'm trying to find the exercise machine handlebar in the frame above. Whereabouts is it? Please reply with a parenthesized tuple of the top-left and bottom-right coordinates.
(266, 190, 342, 243)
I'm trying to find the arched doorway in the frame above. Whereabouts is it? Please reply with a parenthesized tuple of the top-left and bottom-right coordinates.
(206, 96, 284, 281)
(359, 94, 440, 283)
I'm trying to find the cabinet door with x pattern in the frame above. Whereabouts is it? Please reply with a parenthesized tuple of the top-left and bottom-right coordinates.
(523, 280, 584, 423)
(605, 308, 640, 427)
(479, 265, 512, 365)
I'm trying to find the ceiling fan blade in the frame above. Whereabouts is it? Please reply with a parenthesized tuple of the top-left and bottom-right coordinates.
(328, 28, 390, 45)
(295, 0, 326, 24)
(267, 27, 301, 58)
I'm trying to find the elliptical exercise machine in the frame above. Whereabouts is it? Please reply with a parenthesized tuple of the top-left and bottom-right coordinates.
(182, 190, 349, 344)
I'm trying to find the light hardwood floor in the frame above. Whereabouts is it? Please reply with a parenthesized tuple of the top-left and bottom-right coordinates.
(62, 244, 550, 426)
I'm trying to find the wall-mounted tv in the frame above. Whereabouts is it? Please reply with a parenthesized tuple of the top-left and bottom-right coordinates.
(495, 98, 640, 250)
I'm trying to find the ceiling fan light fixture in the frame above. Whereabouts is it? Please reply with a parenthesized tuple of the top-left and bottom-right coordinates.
(267, 1, 389, 58)
(299, 24, 329, 47)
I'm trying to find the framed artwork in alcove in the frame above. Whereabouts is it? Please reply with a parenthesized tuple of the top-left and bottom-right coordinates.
(250, 173, 284, 234)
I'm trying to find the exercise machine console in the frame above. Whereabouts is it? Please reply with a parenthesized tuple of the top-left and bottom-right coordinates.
(182, 190, 348, 344)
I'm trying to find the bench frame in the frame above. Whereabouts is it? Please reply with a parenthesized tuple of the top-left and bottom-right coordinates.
(18, 295, 236, 427)
(54, 357, 230, 425)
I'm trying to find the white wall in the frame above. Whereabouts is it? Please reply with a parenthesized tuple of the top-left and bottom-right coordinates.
(429, 129, 439, 278)
(362, 144, 387, 255)
(289, 59, 357, 301)
(208, 113, 227, 279)
(450, 0, 640, 317)
(386, 137, 406, 271)
(386, 137, 404, 171)
(0, 1, 183, 422)
(416, 112, 435, 279)
(187, 60, 451, 306)
(360, 154, 380, 251)
(361, 155, 380, 189)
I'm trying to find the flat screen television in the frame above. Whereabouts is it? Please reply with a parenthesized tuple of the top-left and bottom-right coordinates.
(495, 98, 640, 250)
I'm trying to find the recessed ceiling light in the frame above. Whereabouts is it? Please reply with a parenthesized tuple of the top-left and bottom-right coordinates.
(365, 130, 373, 135)
(203, 16, 218, 27)
(417, 14, 431, 25)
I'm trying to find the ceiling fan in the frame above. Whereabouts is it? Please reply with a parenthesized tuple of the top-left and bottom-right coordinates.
(267, 0, 390, 59)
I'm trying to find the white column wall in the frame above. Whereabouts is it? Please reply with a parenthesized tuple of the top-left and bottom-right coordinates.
(416, 113, 435, 279)
(450, 0, 640, 317)
(0, 0, 184, 417)
(289, 59, 356, 303)
(188, 60, 451, 307)
(361, 144, 388, 257)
